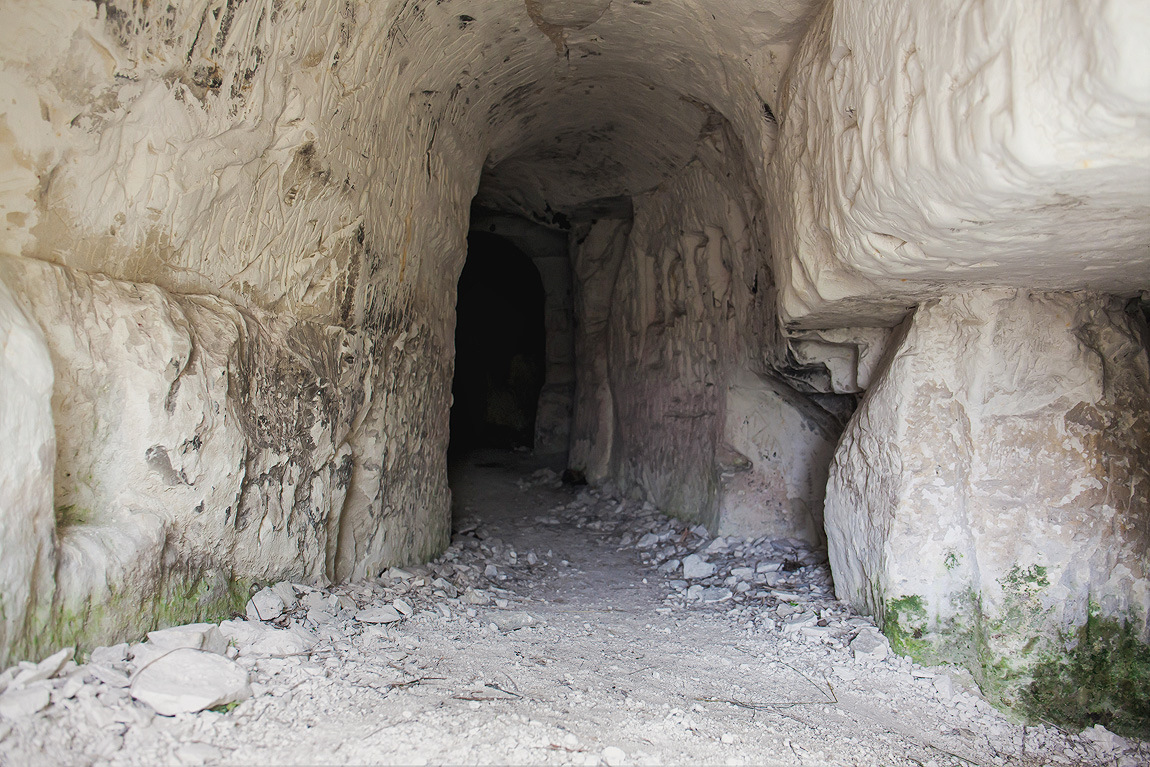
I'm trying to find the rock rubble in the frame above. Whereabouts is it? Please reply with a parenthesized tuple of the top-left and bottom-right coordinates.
(0, 465, 1146, 766)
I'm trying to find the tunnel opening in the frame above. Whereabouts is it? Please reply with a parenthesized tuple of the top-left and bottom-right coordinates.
(448, 231, 548, 458)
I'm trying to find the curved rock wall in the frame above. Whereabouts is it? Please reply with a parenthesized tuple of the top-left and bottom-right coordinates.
(0, 0, 1146, 732)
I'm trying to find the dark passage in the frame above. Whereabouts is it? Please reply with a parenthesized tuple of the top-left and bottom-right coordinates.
(449, 232, 547, 455)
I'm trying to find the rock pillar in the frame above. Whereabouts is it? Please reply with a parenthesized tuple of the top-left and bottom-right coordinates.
(826, 290, 1150, 716)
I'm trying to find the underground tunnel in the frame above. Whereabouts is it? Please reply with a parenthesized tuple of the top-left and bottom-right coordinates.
(1, 0, 1149, 762)
(449, 230, 547, 455)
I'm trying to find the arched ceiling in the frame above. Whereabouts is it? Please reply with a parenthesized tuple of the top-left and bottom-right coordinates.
(392, 0, 824, 222)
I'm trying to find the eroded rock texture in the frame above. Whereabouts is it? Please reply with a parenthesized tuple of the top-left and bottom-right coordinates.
(826, 290, 1150, 706)
(0, 0, 1147, 731)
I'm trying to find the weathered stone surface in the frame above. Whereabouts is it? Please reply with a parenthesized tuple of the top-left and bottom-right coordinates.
(826, 290, 1150, 705)
(129, 648, 250, 715)
(1, 254, 362, 652)
(717, 370, 842, 543)
(0, 0, 1147, 735)
(218, 620, 316, 658)
(681, 555, 717, 580)
(0, 276, 56, 667)
(767, 0, 1150, 328)
(0, 685, 50, 718)
(356, 606, 403, 624)
(850, 629, 890, 662)
(246, 589, 285, 623)
(145, 624, 227, 656)
(11, 648, 72, 687)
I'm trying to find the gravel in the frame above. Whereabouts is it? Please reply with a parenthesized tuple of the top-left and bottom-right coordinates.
(0, 451, 1146, 766)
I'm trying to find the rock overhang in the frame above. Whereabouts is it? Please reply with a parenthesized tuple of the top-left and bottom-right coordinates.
(766, 0, 1150, 330)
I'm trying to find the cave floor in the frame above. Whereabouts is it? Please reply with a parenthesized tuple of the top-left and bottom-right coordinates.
(2, 450, 1145, 766)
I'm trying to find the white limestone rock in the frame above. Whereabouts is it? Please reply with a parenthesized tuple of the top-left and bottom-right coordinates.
(246, 588, 286, 622)
(462, 589, 492, 605)
(1, 253, 361, 656)
(850, 630, 890, 662)
(681, 555, 716, 580)
(129, 648, 250, 716)
(0, 274, 56, 667)
(88, 644, 129, 667)
(146, 623, 228, 656)
(717, 370, 842, 543)
(635, 533, 660, 549)
(11, 647, 72, 687)
(218, 620, 315, 658)
(700, 587, 733, 604)
(768, 0, 1150, 328)
(826, 291, 1150, 689)
(270, 582, 297, 610)
(0, 685, 50, 718)
(355, 606, 403, 625)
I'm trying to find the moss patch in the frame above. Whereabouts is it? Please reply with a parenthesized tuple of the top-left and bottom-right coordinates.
(880, 578, 1150, 739)
(55, 504, 90, 527)
(12, 570, 250, 664)
(1022, 610, 1150, 740)
(884, 594, 931, 657)
(883, 590, 983, 673)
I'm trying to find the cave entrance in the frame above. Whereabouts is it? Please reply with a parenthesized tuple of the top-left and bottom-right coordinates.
(448, 231, 547, 457)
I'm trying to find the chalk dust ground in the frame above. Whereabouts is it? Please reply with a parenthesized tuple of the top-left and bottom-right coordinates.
(1, 450, 1145, 767)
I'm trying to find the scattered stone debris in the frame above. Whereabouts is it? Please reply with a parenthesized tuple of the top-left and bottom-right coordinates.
(0, 458, 1146, 766)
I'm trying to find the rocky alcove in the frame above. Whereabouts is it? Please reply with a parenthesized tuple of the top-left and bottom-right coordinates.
(1, 0, 1148, 758)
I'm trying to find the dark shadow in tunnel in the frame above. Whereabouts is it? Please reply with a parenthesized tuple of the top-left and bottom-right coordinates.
(449, 232, 547, 458)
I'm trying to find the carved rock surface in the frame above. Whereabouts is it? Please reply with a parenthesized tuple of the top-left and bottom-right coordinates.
(826, 290, 1150, 699)
(0, 277, 56, 667)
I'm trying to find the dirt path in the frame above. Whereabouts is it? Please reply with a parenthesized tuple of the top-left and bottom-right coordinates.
(1, 451, 1145, 766)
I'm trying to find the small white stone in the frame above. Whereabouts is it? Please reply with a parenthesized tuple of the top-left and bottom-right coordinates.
(462, 588, 491, 605)
(89, 643, 128, 667)
(12, 647, 73, 687)
(270, 581, 297, 608)
(832, 665, 858, 681)
(704, 537, 729, 554)
(782, 612, 818, 634)
(850, 629, 890, 661)
(681, 554, 716, 579)
(356, 606, 403, 624)
(636, 533, 660, 549)
(146, 623, 228, 656)
(129, 648, 250, 716)
(217, 620, 315, 657)
(601, 745, 627, 766)
(246, 587, 285, 622)
(88, 664, 131, 688)
(933, 674, 954, 700)
(1081, 723, 1128, 753)
(0, 685, 50, 717)
(700, 587, 733, 603)
(393, 598, 413, 616)
(176, 742, 223, 765)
